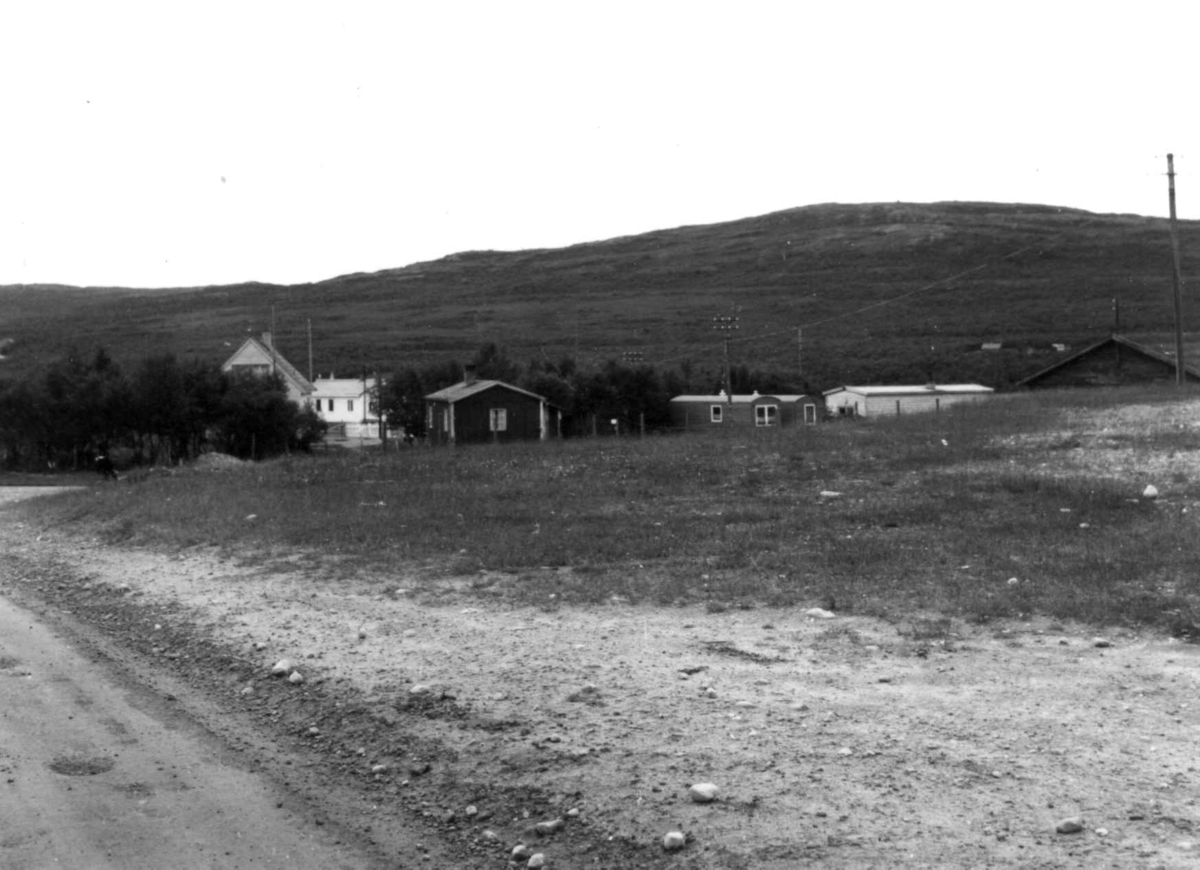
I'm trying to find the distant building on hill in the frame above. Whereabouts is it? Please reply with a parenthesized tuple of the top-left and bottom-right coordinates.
(823, 384, 994, 418)
(425, 366, 561, 445)
(669, 392, 823, 430)
(1017, 333, 1200, 388)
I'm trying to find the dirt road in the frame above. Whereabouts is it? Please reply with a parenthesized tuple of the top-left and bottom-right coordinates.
(3, 484, 1200, 868)
(0, 488, 410, 870)
(0, 591, 382, 870)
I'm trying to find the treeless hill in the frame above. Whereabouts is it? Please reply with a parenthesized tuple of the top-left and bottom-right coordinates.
(2, 202, 1196, 390)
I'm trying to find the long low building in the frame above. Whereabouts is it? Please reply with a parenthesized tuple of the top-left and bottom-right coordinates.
(669, 391, 824, 429)
(823, 384, 993, 418)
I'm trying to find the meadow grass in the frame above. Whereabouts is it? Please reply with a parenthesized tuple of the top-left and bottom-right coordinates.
(16, 385, 1200, 634)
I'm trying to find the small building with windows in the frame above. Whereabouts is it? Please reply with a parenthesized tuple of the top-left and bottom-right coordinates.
(669, 391, 824, 430)
(311, 374, 382, 439)
(823, 383, 993, 418)
(425, 366, 561, 445)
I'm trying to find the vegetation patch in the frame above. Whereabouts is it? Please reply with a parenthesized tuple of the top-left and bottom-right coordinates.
(14, 386, 1200, 634)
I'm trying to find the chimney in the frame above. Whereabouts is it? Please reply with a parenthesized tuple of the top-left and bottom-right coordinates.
(464, 364, 477, 386)
(261, 331, 273, 348)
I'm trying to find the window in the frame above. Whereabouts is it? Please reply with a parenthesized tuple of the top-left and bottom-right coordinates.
(489, 408, 508, 431)
(348, 399, 354, 413)
(803, 403, 817, 424)
(755, 404, 778, 427)
(710, 405, 723, 423)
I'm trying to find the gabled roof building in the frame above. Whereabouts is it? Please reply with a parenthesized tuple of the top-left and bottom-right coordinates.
(1017, 333, 1200, 388)
(426, 366, 561, 445)
(220, 333, 314, 406)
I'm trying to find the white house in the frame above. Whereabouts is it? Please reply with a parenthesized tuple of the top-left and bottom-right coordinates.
(823, 384, 993, 418)
(310, 375, 382, 439)
(221, 333, 314, 406)
(221, 334, 384, 439)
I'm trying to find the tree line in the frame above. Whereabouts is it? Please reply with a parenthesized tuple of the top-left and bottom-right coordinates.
(0, 343, 805, 471)
(0, 349, 325, 471)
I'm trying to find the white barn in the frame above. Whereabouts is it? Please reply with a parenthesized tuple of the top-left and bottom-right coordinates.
(823, 384, 993, 418)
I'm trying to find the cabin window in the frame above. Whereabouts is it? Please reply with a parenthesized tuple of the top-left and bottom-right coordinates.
(348, 400, 354, 413)
(489, 408, 508, 431)
(755, 405, 778, 427)
(710, 405, 723, 423)
(803, 403, 817, 424)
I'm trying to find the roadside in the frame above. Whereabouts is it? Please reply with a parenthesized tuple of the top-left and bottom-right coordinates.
(3, 486, 1200, 868)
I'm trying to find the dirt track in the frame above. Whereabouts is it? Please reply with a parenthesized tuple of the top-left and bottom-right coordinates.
(3, 485, 1200, 868)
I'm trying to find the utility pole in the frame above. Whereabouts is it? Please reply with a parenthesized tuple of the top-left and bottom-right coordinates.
(1168, 153, 1186, 386)
(797, 328, 803, 380)
(712, 315, 739, 401)
(307, 319, 314, 381)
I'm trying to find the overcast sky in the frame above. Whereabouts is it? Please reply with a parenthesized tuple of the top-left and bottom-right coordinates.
(3, 1, 1196, 289)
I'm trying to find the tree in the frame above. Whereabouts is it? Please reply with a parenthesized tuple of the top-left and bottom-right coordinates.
(214, 372, 302, 459)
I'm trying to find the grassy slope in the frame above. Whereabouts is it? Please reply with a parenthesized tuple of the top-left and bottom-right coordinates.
(2, 202, 1197, 390)
(16, 386, 1200, 633)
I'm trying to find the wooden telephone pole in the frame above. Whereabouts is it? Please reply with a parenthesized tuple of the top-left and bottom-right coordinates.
(712, 315, 738, 400)
(1168, 153, 1186, 386)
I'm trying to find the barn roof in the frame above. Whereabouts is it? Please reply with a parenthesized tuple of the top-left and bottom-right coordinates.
(426, 379, 555, 405)
(1018, 332, 1200, 386)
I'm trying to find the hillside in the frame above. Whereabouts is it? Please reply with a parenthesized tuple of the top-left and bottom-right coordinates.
(2, 202, 1197, 390)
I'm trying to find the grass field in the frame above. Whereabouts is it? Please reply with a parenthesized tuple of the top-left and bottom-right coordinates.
(18, 386, 1200, 637)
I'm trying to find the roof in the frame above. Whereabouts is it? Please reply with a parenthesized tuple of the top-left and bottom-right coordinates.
(1018, 332, 1200, 386)
(824, 384, 993, 397)
(222, 337, 314, 395)
(426, 378, 555, 406)
(670, 393, 813, 404)
(311, 377, 377, 397)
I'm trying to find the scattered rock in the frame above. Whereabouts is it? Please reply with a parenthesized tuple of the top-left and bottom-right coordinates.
(511, 843, 532, 861)
(287, 670, 304, 684)
(1093, 638, 1113, 648)
(535, 818, 565, 836)
(1056, 816, 1085, 834)
(270, 658, 292, 676)
(663, 831, 687, 851)
(527, 854, 546, 868)
(689, 783, 720, 803)
(805, 608, 836, 619)
(1143, 485, 1159, 500)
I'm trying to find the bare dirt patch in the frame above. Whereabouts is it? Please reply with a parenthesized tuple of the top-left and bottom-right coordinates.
(2, 485, 1198, 868)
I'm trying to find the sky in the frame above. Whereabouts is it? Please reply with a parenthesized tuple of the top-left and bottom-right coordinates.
(3, 1, 1198, 289)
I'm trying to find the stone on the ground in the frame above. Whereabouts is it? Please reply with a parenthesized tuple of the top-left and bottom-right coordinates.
(663, 831, 687, 851)
(527, 854, 546, 868)
(805, 608, 836, 619)
(689, 783, 719, 803)
(1093, 638, 1113, 648)
(1143, 484, 1159, 499)
(287, 670, 304, 684)
(270, 658, 291, 676)
(535, 818, 565, 835)
(1056, 816, 1084, 834)
(511, 844, 532, 861)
